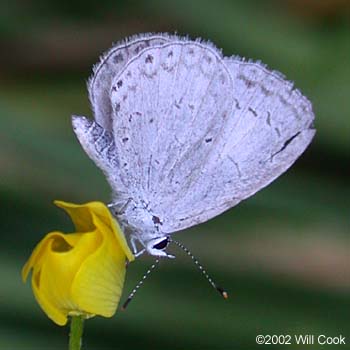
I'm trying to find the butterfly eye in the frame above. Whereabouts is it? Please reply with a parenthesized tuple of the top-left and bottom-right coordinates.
(153, 237, 169, 250)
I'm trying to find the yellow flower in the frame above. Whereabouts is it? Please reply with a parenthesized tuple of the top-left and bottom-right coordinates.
(22, 201, 134, 326)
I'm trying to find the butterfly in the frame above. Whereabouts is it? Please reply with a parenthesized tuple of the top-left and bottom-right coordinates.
(72, 33, 315, 261)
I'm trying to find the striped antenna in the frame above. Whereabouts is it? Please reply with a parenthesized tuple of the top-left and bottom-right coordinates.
(169, 238, 228, 299)
(122, 259, 160, 310)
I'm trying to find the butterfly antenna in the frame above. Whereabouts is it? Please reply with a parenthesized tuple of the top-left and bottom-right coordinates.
(169, 238, 228, 299)
(122, 259, 160, 310)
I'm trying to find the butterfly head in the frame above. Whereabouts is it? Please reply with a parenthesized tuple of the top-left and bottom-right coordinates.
(130, 232, 174, 258)
(145, 236, 175, 258)
(144, 236, 175, 258)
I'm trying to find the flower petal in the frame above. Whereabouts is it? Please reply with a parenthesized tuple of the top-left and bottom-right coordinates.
(39, 231, 101, 315)
(23, 232, 78, 326)
(54, 200, 95, 233)
(71, 214, 127, 316)
(54, 201, 134, 262)
(90, 202, 134, 262)
(31, 268, 68, 326)
(22, 232, 65, 283)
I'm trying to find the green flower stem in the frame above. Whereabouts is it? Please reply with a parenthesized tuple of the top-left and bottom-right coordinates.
(69, 316, 84, 350)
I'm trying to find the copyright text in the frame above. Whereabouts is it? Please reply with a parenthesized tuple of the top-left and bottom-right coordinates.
(256, 334, 346, 346)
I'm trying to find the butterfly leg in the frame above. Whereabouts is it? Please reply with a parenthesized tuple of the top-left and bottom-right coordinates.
(130, 235, 146, 258)
(108, 197, 133, 215)
(134, 249, 146, 258)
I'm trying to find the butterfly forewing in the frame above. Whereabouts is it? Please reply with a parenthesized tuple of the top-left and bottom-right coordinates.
(89, 34, 171, 131)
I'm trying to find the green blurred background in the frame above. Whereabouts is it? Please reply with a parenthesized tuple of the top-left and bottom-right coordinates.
(1, 0, 349, 349)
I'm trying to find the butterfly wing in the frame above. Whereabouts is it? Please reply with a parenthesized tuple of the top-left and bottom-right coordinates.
(73, 34, 315, 233)
(108, 37, 315, 233)
(88, 33, 171, 131)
